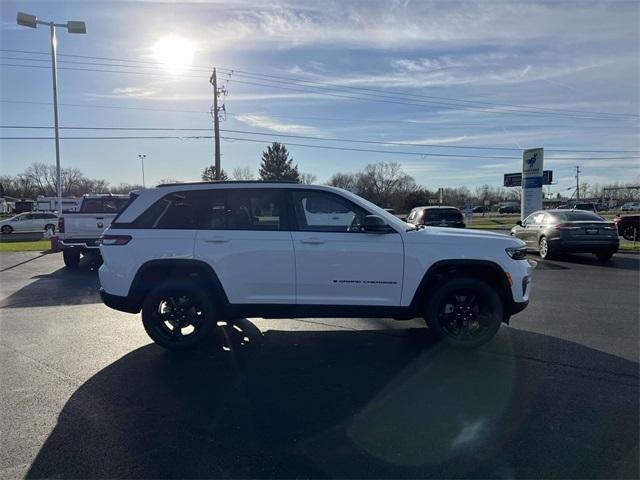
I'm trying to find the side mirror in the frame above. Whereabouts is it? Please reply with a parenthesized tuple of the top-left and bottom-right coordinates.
(516, 220, 523, 226)
(362, 215, 393, 233)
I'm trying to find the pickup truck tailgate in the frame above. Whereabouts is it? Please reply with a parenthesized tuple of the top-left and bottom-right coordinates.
(61, 214, 117, 239)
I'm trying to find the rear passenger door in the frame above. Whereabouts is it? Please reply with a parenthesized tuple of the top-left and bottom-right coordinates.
(289, 189, 404, 306)
(194, 189, 296, 304)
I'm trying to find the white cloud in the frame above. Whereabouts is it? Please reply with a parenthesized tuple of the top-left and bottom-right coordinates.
(233, 113, 322, 135)
(112, 87, 160, 97)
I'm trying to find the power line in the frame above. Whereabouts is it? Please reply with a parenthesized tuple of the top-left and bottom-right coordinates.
(1, 98, 635, 130)
(2, 124, 639, 155)
(2, 55, 638, 122)
(2, 48, 637, 120)
(2, 134, 638, 161)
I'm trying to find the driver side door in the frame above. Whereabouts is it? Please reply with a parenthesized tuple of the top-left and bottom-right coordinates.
(289, 190, 404, 306)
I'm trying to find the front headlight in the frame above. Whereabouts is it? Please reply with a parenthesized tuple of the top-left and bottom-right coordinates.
(506, 246, 528, 260)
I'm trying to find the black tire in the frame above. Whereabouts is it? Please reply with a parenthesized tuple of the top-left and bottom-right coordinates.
(595, 251, 614, 261)
(621, 226, 638, 242)
(63, 249, 80, 268)
(142, 281, 215, 350)
(44, 223, 55, 233)
(1, 225, 13, 234)
(424, 277, 504, 348)
(538, 236, 554, 260)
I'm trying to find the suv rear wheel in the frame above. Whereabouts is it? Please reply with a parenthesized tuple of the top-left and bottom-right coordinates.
(424, 278, 503, 348)
(142, 281, 215, 350)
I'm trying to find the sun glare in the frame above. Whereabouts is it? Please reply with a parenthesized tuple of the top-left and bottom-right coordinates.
(152, 35, 196, 74)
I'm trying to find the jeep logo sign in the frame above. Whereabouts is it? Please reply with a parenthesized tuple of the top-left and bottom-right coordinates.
(521, 148, 544, 219)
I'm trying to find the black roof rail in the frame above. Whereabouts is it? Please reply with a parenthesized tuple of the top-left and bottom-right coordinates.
(157, 180, 300, 188)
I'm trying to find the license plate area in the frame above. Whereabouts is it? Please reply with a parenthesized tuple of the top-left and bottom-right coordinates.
(586, 228, 599, 234)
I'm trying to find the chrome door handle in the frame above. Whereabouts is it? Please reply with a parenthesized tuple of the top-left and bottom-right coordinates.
(300, 238, 325, 244)
(204, 237, 229, 243)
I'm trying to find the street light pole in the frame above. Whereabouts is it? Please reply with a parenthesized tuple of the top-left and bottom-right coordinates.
(17, 12, 86, 214)
(49, 22, 62, 213)
(138, 154, 146, 187)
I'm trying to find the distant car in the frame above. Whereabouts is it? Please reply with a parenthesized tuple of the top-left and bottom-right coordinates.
(620, 202, 640, 212)
(472, 206, 485, 213)
(0, 212, 58, 234)
(510, 209, 619, 260)
(572, 203, 597, 212)
(406, 206, 465, 228)
(614, 215, 639, 241)
(499, 205, 520, 214)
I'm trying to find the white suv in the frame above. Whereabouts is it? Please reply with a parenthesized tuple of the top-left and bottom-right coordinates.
(99, 182, 532, 349)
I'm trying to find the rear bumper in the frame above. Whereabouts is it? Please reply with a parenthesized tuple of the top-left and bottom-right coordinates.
(60, 238, 100, 250)
(549, 238, 619, 252)
(508, 299, 529, 316)
(99, 288, 139, 314)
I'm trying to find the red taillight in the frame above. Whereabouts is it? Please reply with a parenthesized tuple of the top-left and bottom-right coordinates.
(58, 217, 64, 233)
(555, 223, 580, 230)
(99, 235, 131, 246)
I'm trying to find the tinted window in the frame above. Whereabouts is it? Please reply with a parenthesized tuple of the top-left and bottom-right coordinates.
(134, 191, 205, 229)
(292, 190, 369, 232)
(423, 209, 462, 222)
(552, 211, 605, 222)
(226, 189, 283, 231)
(81, 199, 103, 213)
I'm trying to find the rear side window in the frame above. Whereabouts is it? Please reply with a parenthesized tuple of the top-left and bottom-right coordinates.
(134, 191, 211, 229)
(226, 190, 283, 230)
(131, 189, 284, 230)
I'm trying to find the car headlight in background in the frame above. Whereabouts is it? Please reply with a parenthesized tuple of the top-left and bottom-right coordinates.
(506, 246, 528, 260)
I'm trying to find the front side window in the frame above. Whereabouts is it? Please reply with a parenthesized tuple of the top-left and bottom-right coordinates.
(292, 190, 369, 232)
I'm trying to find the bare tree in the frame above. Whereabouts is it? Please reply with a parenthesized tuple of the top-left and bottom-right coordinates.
(299, 172, 317, 184)
(231, 167, 255, 181)
(356, 161, 416, 208)
(327, 172, 358, 191)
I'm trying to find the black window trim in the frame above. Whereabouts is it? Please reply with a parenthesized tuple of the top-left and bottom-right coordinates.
(113, 188, 293, 231)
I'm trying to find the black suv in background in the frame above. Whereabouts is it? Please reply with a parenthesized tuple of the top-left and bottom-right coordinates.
(406, 206, 465, 228)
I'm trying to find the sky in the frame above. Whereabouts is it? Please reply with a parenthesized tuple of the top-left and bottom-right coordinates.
(1, 0, 639, 194)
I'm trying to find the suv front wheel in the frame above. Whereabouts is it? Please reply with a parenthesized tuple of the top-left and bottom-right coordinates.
(424, 278, 503, 348)
(142, 281, 215, 350)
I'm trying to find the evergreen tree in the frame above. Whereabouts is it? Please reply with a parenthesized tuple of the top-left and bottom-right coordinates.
(201, 166, 228, 181)
(258, 142, 300, 181)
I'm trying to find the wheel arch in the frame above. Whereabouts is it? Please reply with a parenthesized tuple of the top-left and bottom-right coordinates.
(128, 259, 229, 312)
(409, 259, 513, 321)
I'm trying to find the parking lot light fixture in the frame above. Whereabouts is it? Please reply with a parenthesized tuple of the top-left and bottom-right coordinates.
(16, 11, 86, 213)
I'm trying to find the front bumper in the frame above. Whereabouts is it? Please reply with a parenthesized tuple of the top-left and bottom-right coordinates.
(99, 288, 139, 314)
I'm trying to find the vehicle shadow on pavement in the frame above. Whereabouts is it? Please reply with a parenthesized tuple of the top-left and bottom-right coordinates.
(26, 321, 639, 479)
(0, 260, 100, 309)
(533, 253, 639, 271)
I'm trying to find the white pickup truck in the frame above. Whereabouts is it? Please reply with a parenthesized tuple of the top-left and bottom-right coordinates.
(58, 194, 131, 268)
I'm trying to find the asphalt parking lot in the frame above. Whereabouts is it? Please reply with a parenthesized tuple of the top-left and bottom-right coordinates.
(0, 251, 638, 478)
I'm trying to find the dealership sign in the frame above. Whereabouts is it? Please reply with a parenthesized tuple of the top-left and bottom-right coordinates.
(503, 170, 553, 187)
(521, 148, 544, 219)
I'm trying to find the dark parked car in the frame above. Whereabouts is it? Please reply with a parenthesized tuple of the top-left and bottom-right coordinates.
(614, 214, 639, 241)
(406, 206, 465, 228)
(472, 206, 485, 213)
(510, 209, 619, 260)
(572, 202, 598, 212)
(499, 204, 520, 214)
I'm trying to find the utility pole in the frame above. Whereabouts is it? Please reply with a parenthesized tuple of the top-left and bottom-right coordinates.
(138, 154, 146, 188)
(575, 165, 581, 200)
(210, 68, 221, 181)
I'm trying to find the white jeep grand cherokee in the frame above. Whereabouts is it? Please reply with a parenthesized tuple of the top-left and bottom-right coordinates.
(99, 181, 531, 349)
